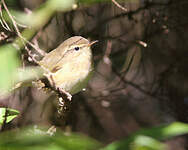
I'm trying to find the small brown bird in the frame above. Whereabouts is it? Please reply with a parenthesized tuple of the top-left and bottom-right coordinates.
(39, 36, 97, 95)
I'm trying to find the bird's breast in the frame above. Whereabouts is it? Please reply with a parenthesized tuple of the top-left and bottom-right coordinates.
(51, 49, 93, 94)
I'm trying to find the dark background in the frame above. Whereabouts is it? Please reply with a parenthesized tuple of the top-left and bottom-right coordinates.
(1, 0, 188, 149)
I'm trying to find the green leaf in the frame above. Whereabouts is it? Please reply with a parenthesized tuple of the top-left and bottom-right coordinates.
(0, 44, 20, 92)
(0, 108, 19, 124)
(102, 122, 188, 150)
(0, 127, 103, 150)
(12, 0, 76, 50)
(54, 133, 102, 150)
(47, 0, 76, 11)
(14, 66, 44, 85)
(130, 135, 166, 150)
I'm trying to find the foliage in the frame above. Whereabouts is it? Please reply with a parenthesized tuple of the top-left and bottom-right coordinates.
(102, 122, 188, 150)
(0, 0, 76, 94)
(0, 108, 19, 124)
(0, 127, 102, 150)
(0, 122, 187, 150)
(0, 44, 20, 92)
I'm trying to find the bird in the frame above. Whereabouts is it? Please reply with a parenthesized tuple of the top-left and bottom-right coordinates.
(39, 36, 97, 95)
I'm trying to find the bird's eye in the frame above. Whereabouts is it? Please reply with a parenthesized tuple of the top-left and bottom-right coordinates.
(74, 47, 79, 51)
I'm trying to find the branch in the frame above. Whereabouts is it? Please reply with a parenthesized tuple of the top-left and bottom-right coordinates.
(112, 66, 165, 101)
(88, 1, 172, 35)
(111, 0, 127, 12)
(1, 0, 76, 119)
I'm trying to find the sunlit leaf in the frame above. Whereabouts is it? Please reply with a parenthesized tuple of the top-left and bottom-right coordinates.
(0, 127, 102, 150)
(14, 66, 44, 87)
(54, 133, 102, 150)
(102, 122, 188, 150)
(0, 44, 20, 92)
(0, 108, 19, 124)
(130, 135, 166, 150)
(11, 0, 76, 50)
(47, 0, 76, 11)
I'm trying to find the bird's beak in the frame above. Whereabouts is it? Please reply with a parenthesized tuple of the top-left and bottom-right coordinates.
(88, 40, 98, 47)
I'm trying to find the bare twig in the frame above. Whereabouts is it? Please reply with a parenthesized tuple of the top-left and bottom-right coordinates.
(0, 4, 11, 31)
(1, 0, 45, 56)
(2, 0, 73, 121)
(32, 37, 47, 56)
(112, 66, 165, 101)
(88, 1, 172, 35)
(103, 40, 112, 65)
(137, 40, 147, 47)
(112, 0, 128, 12)
(2, 0, 49, 71)
(2, 0, 22, 38)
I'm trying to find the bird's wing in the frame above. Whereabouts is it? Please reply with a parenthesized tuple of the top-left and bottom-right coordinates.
(39, 49, 63, 72)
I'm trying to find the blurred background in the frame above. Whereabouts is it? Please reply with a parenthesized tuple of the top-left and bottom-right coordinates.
(1, 0, 188, 149)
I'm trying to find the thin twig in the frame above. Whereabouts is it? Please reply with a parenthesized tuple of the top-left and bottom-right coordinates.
(88, 1, 172, 35)
(0, 4, 11, 31)
(2, 0, 72, 120)
(112, 66, 165, 101)
(112, 0, 128, 12)
(2, 0, 45, 56)
(32, 36, 46, 56)
(2, 0, 22, 38)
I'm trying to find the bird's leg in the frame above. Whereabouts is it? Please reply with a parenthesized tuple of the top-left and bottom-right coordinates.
(57, 89, 72, 119)
(57, 87, 72, 101)
(42, 72, 72, 118)
(45, 73, 72, 101)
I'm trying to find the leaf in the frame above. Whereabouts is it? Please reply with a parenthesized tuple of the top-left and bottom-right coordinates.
(0, 108, 19, 124)
(130, 135, 166, 150)
(54, 133, 102, 150)
(47, 0, 76, 11)
(102, 122, 188, 150)
(11, 0, 76, 29)
(0, 127, 103, 150)
(0, 44, 20, 92)
(14, 66, 44, 86)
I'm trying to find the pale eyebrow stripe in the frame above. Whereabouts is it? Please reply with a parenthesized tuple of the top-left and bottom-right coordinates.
(51, 47, 74, 69)
(69, 37, 84, 46)
(51, 37, 88, 70)
(51, 44, 87, 70)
